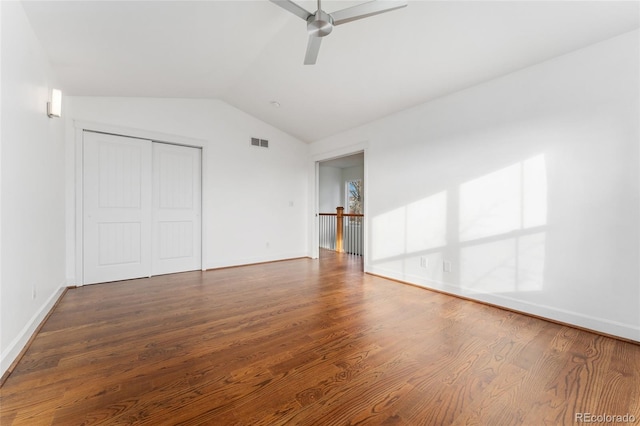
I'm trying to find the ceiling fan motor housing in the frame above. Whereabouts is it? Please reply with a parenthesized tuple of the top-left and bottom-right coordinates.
(307, 10, 333, 37)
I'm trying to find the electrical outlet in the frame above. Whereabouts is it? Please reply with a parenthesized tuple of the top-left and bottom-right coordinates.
(443, 260, 452, 273)
(420, 256, 428, 268)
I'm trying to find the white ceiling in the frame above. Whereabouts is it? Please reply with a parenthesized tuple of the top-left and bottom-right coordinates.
(22, 1, 639, 142)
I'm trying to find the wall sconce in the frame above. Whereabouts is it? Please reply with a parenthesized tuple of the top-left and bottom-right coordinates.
(47, 89, 62, 118)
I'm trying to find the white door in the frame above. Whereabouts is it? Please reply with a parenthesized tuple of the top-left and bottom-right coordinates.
(152, 143, 201, 275)
(83, 132, 153, 284)
(83, 132, 202, 285)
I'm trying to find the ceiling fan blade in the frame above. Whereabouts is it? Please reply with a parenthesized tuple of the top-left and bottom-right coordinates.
(330, 0, 407, 26)
(304, 36, 322, 65)
(269, 0, 313, 21)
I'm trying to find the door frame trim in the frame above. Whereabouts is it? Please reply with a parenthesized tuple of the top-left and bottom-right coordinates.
(73, 120, 207, 286)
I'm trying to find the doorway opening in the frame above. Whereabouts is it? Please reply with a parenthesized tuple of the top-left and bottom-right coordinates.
(317, 152, 364, 265)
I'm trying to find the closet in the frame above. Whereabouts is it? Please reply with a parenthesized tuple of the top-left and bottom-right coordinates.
(82, 131, 201, 285)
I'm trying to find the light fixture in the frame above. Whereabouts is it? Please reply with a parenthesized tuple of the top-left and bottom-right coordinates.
(47, 89, 62, 118)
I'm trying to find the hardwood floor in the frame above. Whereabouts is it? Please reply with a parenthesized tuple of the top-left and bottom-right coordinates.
(1, 251, 639, 425)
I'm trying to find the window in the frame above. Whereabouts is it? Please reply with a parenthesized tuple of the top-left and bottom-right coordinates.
(345, 179, 363, 214)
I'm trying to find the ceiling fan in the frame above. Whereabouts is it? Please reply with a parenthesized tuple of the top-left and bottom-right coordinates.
(269, 0, 408, 65)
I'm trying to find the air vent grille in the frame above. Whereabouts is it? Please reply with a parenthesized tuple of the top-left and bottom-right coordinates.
(251, 137, 269, 148)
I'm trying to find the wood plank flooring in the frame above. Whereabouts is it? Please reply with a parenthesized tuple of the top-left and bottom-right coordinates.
(1, 251, 639, 425)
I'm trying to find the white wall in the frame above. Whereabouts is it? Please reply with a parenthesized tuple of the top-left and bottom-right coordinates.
(342, 165, 364, 183)
(65, 97, 309, 275)
(310, 30, 640, 341)
(319, 164, 364, 213)
(1, 1, 67, 374)
(319, 165, 342, 212)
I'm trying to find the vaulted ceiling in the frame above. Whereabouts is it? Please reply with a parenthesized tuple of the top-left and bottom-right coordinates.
(22, 1, 639, 142)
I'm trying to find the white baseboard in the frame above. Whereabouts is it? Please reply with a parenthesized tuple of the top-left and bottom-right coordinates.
(0, 284, 67, 377)
(206, 251, 310, 269)
(367, 265, 640, 343)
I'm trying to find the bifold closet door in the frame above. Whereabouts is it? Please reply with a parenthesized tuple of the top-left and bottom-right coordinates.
(83, 132, 202, 285)
(152, 142, 201, 276)
(83, 132, 153, 285)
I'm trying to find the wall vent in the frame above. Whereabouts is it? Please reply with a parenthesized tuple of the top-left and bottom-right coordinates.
(251, 137, 269, 148)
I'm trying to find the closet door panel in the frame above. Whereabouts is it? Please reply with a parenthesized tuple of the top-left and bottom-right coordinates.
(152, 143, 202, 275)
(83, 132, 152, 284)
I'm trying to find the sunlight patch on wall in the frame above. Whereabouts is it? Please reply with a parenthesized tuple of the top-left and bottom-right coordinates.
(370, 154, 547, 295)
(460, 163, 520, 241)
(372, 206, 406, 261)
(461, 232, 546, 294)
(459, 154, 548, 294)
(523, 155, 547, 228)
(406, 191, 447, 253)
(371, 191, 447, 261)
(459, 154, 547, 241)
